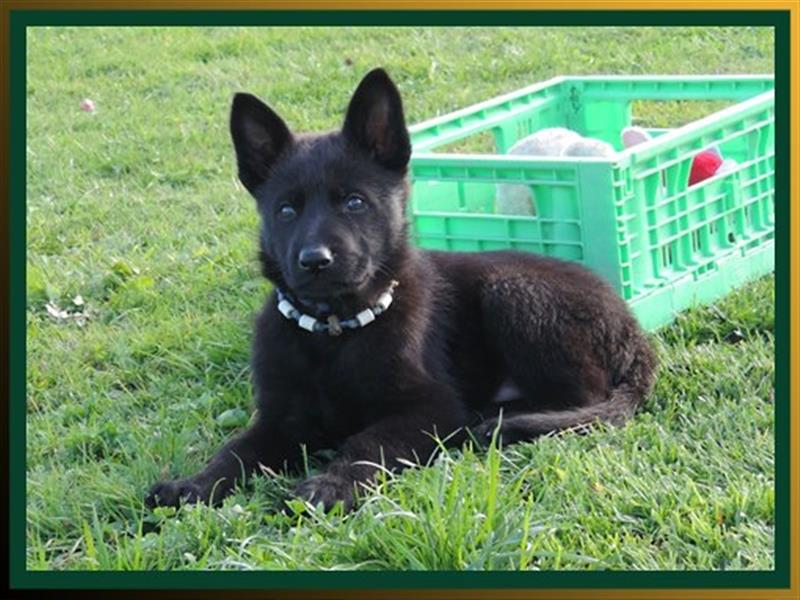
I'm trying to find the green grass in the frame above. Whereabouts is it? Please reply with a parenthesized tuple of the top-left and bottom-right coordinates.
(26, 26, 775, 571)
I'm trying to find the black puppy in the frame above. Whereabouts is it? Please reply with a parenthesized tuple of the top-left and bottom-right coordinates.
(147, 69, 656, 511)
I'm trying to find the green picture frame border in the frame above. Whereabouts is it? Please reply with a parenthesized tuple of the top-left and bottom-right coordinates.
(5, 6, 793, 596)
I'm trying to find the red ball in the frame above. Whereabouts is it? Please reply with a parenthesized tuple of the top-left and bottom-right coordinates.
(689, 150, 723, 186)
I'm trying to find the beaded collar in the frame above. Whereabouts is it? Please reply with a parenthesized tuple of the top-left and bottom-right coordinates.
(276, 280, 399, 336)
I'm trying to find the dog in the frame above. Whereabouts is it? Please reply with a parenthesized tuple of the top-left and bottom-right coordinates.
(146, 68, 656, 512)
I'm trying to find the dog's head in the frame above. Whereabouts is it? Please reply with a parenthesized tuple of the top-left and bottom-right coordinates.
(230, 68, 411, 303)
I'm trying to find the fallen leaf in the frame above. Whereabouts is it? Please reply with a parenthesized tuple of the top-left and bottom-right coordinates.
(45, 301, 69, 320)
(216, 408, 249, 429)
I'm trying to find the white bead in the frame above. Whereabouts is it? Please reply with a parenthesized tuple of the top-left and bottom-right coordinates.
(298, 314, 317, 332)
(278, 300, 294, 319)
(355, 308, 375, 327)
(375, 292, 393, 311)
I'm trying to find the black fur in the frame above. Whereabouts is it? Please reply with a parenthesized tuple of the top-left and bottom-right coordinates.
(146, 68, 656, 512)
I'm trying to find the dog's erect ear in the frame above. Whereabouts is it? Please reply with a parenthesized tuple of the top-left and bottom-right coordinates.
(230, 92, 293, 194)
(342, 69, 411, 172)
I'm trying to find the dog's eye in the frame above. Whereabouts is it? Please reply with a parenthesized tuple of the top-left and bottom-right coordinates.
(344, 194, 367, 213)
(277, 203, 297, 221)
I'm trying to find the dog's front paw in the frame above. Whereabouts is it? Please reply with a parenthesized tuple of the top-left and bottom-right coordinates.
(293, 473, 355, 512)
(145, 478, 206, 509)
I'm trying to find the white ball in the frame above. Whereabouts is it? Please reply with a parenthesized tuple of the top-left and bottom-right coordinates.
(621, 126, 651, 149)
(561, 138, 616, 157)
(507, 127, 582, 157)
(496, 129, 583, 216)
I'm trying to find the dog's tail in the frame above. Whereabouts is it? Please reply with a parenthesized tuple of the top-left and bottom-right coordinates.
(493, 339, 656, 439)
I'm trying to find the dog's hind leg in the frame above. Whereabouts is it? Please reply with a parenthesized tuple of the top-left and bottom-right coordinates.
(474, 378, 651, 444)
(475, 273, 655, 444)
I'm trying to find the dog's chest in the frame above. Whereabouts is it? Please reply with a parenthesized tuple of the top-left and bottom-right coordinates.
(295, 341, 379, 438)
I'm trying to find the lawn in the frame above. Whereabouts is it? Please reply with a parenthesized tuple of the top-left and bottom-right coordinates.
(25, 26, 775, 570)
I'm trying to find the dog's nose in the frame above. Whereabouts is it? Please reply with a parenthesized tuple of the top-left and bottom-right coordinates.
(298, 246, 334, 272)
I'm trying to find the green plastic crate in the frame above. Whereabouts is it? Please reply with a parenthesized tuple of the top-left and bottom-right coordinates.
(408, 75, 775, 330)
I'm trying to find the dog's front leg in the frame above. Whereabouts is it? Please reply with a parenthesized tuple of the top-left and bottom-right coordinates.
(294, 393, 468, 511)
(146, 413, 305, 508)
